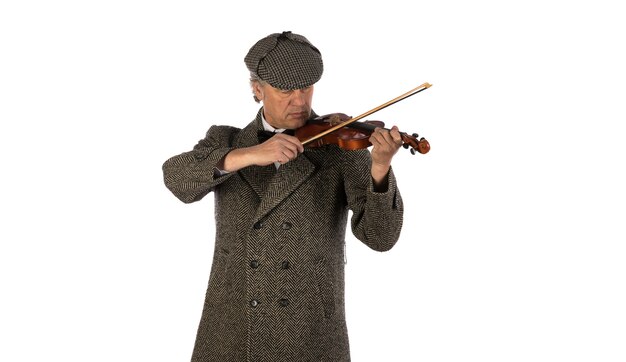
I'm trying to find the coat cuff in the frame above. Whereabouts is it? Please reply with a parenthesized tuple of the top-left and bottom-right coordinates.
(368, 167, 401, 210)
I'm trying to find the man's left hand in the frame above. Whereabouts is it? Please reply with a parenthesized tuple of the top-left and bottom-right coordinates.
(369, 126, 403, 191)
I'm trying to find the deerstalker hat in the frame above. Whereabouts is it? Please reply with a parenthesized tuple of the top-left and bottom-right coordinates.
(244, 31, 323, 90)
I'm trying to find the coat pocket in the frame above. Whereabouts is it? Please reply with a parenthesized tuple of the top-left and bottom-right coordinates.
(314, 259, 335, 318)
(205, 247, 232, 304)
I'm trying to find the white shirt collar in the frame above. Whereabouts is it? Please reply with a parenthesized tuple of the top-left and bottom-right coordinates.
(261, 112, 287, 133)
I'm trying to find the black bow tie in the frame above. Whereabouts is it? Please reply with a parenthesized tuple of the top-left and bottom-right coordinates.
(257, 129, 295, 143)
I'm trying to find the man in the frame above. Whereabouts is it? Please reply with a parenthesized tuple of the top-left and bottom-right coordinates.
(162, 31, 404, 362)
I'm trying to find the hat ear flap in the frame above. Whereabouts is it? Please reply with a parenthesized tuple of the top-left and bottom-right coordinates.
(282, 32, 321, 56)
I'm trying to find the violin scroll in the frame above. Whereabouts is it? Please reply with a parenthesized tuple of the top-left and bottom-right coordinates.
(401, 133, 430, 155)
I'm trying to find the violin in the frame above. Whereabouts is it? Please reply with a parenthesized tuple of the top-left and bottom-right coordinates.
(296, 113, 430, 155)
(295, 83, 432, 155)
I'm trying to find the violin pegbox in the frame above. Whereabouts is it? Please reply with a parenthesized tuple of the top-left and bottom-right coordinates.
(400, 132, 430, 155)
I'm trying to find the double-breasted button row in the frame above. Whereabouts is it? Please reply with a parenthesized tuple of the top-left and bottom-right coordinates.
(249, 260, 290, 270)
(249, 299, 290, 308)
(252, 221, 292, 230)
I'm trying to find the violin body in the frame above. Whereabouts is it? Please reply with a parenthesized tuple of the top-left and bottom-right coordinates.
(295, 113, 385, 150)
(295, 113, 430, 155)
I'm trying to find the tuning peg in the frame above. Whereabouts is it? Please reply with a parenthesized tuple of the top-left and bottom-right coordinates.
(410, 148, 416, 155)
(412, 133, 419, 138)
(402, 144, 409, 149)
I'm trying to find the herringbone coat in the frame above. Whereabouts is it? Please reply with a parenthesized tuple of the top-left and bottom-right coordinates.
(162, 109, 403, 362)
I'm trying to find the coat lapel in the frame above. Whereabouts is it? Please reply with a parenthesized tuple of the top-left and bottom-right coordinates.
(236, 113, 273, 198)
(235, 108, 318, 221)
(254, 152, 315, 222)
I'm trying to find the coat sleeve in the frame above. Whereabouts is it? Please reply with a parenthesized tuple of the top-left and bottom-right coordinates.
(342, 149, 404, 252)
(162, 125, 239, 203)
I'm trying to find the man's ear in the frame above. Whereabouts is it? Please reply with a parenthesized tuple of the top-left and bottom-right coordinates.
(252, 82, 264, 101)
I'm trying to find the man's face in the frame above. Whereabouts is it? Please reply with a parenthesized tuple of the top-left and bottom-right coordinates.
(253, 81, 314, 130)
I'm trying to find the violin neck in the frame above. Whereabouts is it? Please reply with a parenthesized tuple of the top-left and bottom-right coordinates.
(347, 122, 412, 139)
(346, 122, 385, 132)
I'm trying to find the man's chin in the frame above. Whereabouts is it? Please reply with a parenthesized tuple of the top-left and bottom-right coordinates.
(288, 115, 309, 128)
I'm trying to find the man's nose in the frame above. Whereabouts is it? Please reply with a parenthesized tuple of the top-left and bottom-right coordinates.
(290, 90, 307, 106)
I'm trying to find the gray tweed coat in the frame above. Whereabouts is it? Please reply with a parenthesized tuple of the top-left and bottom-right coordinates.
(162, 109, 403, 362)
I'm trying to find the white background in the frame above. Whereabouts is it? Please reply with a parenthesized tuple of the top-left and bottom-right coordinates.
(1, 1, 625, 361)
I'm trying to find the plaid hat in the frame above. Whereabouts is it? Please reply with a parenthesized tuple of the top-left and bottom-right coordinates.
(244, 31, 323, 90)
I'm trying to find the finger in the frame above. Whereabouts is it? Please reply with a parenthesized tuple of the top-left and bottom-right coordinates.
(382, 129, 395, 145)
(369, 127, 385, 144)
(283, 147, 299, 160)
(267, 136, 301, 158)
(285, 134, 305, 153)
(278, 148, 298, 164)
(376, 127, 402, 149)
(275, 133, 304, 153)
(389, 126, 402, 145)
(368, 131, 382, 147)
(284, 141, 303, 159)
(374, 128, 395, 147)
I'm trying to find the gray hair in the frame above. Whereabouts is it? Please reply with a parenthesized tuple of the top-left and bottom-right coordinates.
(249, 73, 266, 103)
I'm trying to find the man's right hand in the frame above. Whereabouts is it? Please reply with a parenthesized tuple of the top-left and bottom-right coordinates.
(219, 134, 304, 172)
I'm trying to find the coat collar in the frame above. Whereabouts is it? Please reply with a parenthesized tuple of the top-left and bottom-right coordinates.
(236, 108, 317, 222)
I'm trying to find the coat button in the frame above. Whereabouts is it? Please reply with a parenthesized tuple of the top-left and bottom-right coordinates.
(281, 261, 290, 269)
(250, 260, 260, 269)
(250, 299, 260, 308)
(279, 298, 289, 307)
(281, 222, 292, 230)
(253, 222, 263, 229)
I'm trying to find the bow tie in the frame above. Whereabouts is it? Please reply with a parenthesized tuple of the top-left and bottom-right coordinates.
(257, 129, 295, 143)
